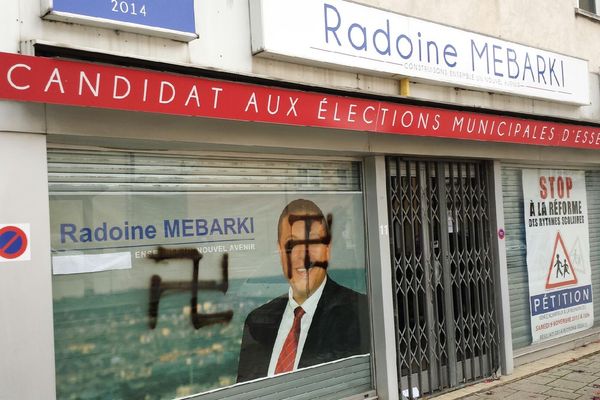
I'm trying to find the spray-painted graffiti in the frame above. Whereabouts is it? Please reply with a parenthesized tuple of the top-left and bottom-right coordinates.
(283, 213, 332, 279)
(148, 247, 233, 329)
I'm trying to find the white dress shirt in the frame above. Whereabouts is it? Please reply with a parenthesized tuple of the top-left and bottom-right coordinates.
(267, 276, 327, 376)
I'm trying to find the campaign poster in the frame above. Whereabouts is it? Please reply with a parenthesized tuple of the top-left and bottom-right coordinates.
(522, 169, 593, 343)
(49, 191, 370, 400)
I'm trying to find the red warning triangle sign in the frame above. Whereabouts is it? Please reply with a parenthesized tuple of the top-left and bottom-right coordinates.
(545, 232, 578, 289)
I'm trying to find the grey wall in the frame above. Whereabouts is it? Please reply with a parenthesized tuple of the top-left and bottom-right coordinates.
(0, 132, 54, 400)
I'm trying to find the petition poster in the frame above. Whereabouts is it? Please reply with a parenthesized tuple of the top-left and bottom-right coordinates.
(522, 169, 593, 343)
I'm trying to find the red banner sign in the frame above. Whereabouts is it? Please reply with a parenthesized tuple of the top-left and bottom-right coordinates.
(0, 52, 599, 149)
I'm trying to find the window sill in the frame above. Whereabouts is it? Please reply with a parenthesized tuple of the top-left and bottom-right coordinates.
(575, 7, 600, 23)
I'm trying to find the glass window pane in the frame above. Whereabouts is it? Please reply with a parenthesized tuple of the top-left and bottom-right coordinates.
(580, 0, 596, 13)
(49, 149, 372, 400)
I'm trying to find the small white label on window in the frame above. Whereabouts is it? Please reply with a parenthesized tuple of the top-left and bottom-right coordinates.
(52, 252, 132, 275)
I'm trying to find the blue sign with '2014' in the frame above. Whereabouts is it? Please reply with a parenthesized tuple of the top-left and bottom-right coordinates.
(52, 0, 196, 35)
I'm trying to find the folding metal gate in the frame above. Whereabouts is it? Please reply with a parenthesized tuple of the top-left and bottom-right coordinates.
(386, 158, 499, 398)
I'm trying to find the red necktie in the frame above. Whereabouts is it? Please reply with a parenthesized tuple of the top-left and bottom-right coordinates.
(275, 306, 305, 374)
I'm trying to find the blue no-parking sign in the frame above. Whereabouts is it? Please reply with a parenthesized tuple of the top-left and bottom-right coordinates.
(0, 224, 30, 262)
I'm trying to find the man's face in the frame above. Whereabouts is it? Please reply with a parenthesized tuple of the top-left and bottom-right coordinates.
(278, 214, 330, 304)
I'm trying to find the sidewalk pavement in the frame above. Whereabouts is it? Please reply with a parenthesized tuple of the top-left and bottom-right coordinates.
(431, 341, 600, 400)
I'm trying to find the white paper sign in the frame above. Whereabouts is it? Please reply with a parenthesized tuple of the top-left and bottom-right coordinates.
(522, 169, 594, 343)
(52, 252, 132, 275)
(401, 386, 420, 399)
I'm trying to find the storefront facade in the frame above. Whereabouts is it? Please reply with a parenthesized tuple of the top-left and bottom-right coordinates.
(1, 1, 599, 400)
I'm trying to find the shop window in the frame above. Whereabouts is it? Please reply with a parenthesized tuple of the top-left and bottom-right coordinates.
(48, 148, 372, 400)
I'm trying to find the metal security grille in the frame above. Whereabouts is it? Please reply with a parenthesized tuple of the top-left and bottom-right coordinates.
(386, 158, 499, 398)
(47, 149, 362, 193)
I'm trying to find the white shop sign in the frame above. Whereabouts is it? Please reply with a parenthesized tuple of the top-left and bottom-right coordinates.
(250, 0, 589, 105)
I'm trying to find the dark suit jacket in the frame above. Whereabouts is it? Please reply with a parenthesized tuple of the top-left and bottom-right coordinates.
(236, 277, 370, 382)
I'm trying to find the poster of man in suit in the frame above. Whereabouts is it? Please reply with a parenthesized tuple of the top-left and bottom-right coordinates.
(237, 199, 370, 382)
(50, 185, 369, 398)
